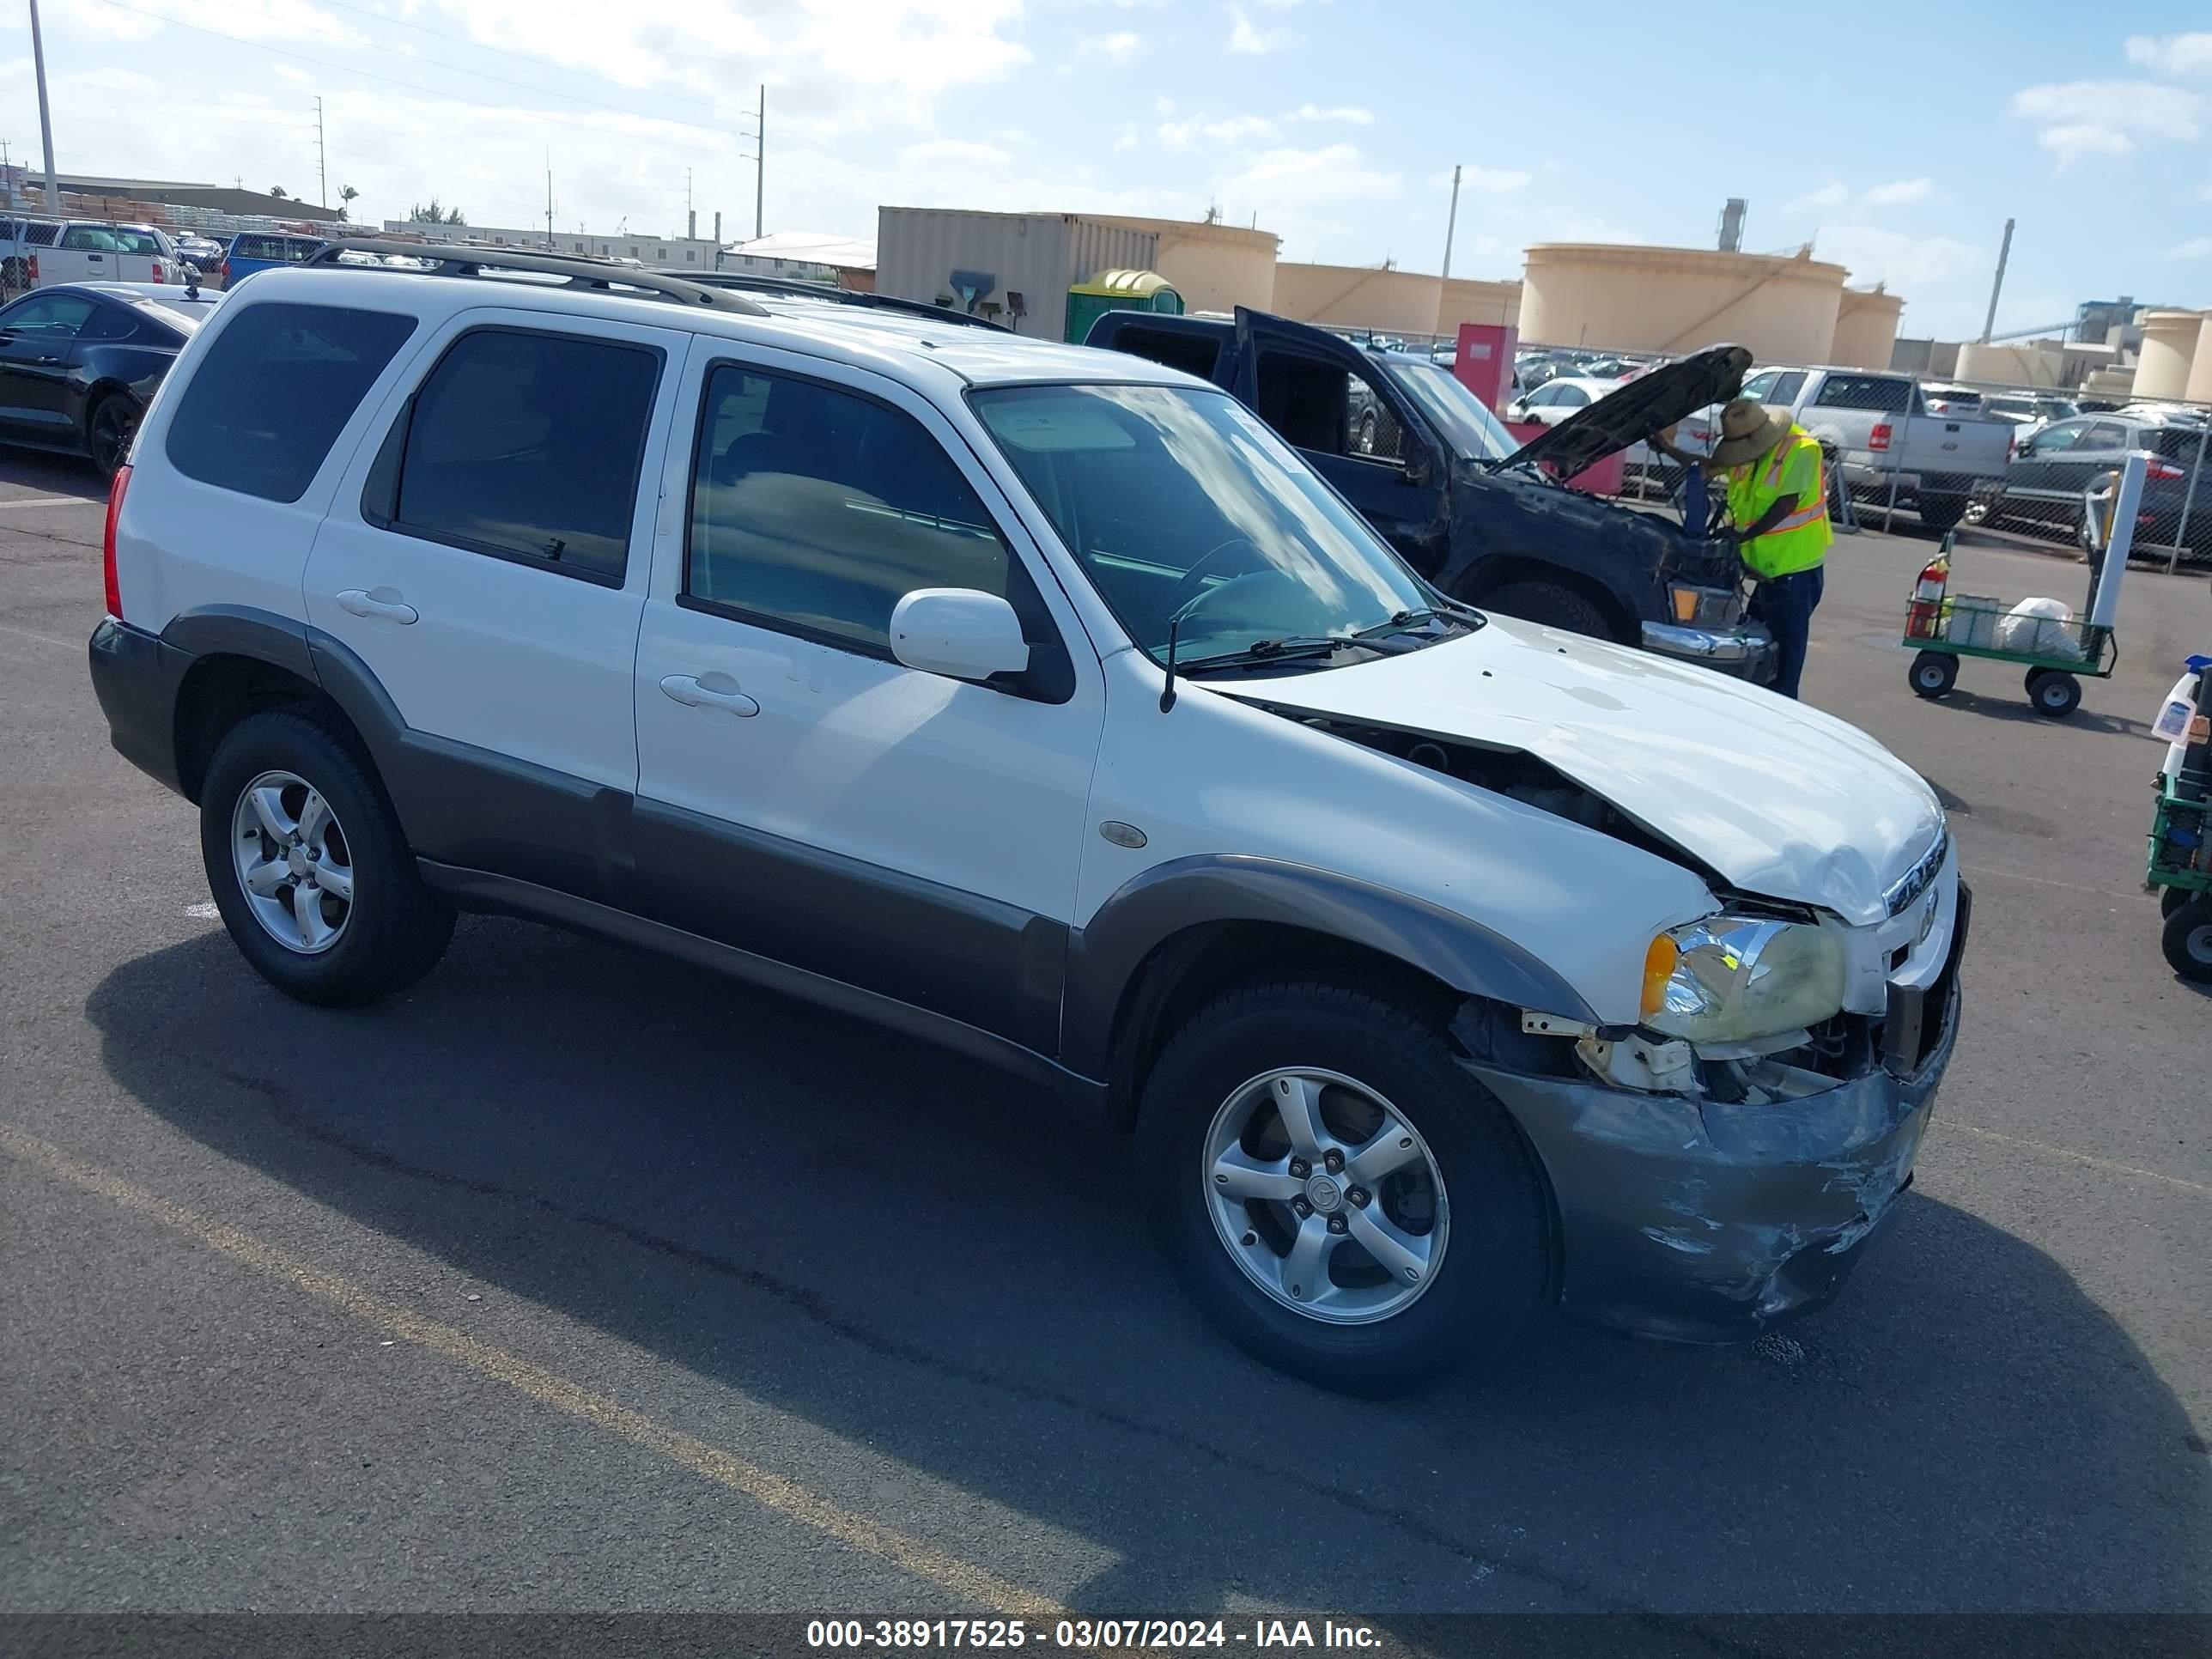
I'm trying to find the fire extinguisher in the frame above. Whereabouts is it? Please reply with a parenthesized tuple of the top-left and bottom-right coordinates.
(1906, 543, 1951, 641)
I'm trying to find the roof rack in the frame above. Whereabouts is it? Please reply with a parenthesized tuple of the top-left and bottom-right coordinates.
(665, 270, 1010, 332)
(301, 239, 769, 316)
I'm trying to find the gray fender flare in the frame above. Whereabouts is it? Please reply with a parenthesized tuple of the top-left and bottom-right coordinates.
(1059, 853, 1598, 1083)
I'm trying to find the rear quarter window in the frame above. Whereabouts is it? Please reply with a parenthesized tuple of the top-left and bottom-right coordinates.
(164, 302, 418, 503)
(1103, 324, 1224, 382)
(1812, 374, 1911, 414)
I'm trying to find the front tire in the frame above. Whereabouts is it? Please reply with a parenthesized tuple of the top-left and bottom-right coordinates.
(2027, 669, 2081, 719)
(1910, 651, 1958, 698)
(1479, 580, 1617, 642)
(199, 710, 453, 1006)
(1137, 982, 1548, 1394)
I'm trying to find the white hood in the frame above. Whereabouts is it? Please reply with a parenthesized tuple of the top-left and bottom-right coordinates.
(1227, 617, 1943, 927)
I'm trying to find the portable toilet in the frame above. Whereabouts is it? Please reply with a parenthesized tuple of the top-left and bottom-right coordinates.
(1066, 270, 1183, 343)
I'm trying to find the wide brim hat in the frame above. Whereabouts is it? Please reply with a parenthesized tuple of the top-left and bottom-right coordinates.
(1707, 398, 1793, 468)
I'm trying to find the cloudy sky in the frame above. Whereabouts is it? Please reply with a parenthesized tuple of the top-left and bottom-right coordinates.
(1, 0, 2207, 339)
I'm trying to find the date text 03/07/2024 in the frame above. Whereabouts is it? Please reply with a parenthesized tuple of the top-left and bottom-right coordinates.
(805, 1619, 1384, 1650)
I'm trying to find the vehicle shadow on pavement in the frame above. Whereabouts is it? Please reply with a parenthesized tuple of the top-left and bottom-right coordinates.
(0, 453, 107, 502)
(88, 921, 2210, 1619)
(1912, 687, 2150, 738)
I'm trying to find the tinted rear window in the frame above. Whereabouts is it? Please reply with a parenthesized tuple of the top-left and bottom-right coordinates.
(1813, 374, 1912, 413)
(1104, 324, 1223, 381)
(2151, 428, 2207, 462)
(165, 302, 417, 502)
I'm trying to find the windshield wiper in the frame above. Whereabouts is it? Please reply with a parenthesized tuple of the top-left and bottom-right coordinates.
(1177, 636, 1348, 675)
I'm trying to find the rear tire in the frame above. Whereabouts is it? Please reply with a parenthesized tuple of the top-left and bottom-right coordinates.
(199, 710, 453, 1006)
(1910, 652, 1958, 698)
(2161, 896, 2212, 982)
(2027, 670, 2081, 719)
(1137, 981, 1548, 1395)
(86, 392, 141, 482)
(1478, 580, 1617, 642)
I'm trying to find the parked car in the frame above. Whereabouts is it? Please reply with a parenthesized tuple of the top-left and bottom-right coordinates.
(1919, 384, 1984, 416)
(1984, 410, 2212, 562)
(87, 252, 1964, 1392)
(0, 280, 216, 477)
(1673, 366, 2013, 533)
(33, 222, 181, 288)
(1504, 375, 1620, 427)
(219, 231, 325, 289)
(1088, 307, 1776, 679)
(1982, 392, 2077, 428)
(169, 232, 227, 275)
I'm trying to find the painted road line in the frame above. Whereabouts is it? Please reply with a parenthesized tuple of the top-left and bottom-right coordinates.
(0, 621, 84, 653)
(1938, 1120, 2211, 1200)
(0, 1121, 1082, 1626)
(0, 494, 100, 509)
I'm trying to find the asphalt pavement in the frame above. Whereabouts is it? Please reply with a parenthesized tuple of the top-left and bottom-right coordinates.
(2, 451, 2206, 1641)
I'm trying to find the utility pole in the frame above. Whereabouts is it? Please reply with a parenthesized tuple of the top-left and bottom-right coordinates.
(1979, 216, 2014, 344)
(686, 167, 695, 241)
(544, 153, 554, 249)
(754, 84, 765, 241)
(1439, 164, 1462, 283)
(313, 96, 327, 208)
(29, 0, 60, 212)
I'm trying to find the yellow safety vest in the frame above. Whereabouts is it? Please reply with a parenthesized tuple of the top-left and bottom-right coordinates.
(1724, 425, 1832, 579)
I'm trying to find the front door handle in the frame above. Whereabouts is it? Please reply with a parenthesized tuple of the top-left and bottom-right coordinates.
(659, 672, 759, 717)
(337, 587, 419, 624)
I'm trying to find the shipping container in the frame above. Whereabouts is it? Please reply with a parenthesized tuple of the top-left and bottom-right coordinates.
(875, 208, 1158, 340)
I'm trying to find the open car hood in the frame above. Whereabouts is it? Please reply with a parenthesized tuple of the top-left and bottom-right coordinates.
(1499, 343, 1752, 478)
(1225, 619, 1942, 927)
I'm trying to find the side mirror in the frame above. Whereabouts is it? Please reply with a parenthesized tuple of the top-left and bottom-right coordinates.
(890, 588, 1030, 684)
(1505, 400, 1528, 422)
(1402, 444, 1434, 488)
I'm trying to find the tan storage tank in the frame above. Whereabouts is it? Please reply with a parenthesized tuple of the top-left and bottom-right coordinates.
(1954, 341, 2064, 387)
(2133, 310, 2202, 401)
(1438, 277, 1522, 331)
(2185, 313, 2212, 404)
(1521, 243, 1847, 364)
(1270, 263, 1444, 333)
(1086, 216, 1279, 315)
(1832, 286, 1905, 370)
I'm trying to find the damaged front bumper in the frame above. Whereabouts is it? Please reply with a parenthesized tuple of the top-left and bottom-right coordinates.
(1464, 969, 1960, 1343)
(1638, 619, 1778, 683)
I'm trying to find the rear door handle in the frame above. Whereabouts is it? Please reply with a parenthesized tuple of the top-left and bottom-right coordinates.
(659, 672, 759, 717)
(337, 588, 419, 624)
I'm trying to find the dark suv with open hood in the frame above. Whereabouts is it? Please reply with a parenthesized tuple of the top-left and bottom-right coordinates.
(1087, 308, 1772, 681)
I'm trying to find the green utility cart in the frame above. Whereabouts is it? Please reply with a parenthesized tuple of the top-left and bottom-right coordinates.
(1902, 534, 2118, 719)
(1065, 269, 1182, 343)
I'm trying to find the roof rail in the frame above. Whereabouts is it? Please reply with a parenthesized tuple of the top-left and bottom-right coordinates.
(665, 269, 1010, 332)
(302, 238, 769, 316)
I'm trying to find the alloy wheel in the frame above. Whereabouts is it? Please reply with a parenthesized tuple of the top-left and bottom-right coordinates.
(90, 399, 137, 477)
(230, 769, 356, 954)
(1200, 1067, 1449, 1325)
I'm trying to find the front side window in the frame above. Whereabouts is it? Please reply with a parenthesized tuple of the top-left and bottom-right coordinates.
(390, 328, 660, 581)
(974, 383, 1432, 665)
(1, 293, 96, 341)
(1769, 370, 1808, 404)
(166, 302, 418, 503)
(687, 364, 1014, 653)
(1255, 349, 1402, 462)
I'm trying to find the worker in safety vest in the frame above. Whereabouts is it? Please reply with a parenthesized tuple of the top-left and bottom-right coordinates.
(1707, 398, 1832, 701)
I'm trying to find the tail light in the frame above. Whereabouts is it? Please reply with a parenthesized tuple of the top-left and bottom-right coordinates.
(1870, 422, 1893, 452)
(2148, 459, 2185, 481)
(220, 258, 230, 284)
(26, 252, 36, 283)
(152, 259, 166, 283)
(102, 464, 131, 619)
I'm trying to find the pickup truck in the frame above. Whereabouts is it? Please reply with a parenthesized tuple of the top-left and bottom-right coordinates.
(1086, 307, 1777, 682)
(33, 222, 181, 289)
(1674, 366, 2012, 534)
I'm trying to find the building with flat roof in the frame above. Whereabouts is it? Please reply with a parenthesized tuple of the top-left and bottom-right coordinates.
(384, 221, 721, 268)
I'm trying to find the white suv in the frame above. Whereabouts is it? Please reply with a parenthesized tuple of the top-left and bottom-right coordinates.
(88, 246, 1967, 1392)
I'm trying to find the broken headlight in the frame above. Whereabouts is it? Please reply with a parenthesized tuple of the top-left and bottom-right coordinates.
(1640, 915, 1844, 1043)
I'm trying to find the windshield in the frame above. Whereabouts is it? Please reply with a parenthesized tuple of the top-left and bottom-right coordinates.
(1388, 359, 1516, 462)
(972, 383, 1434, 666)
